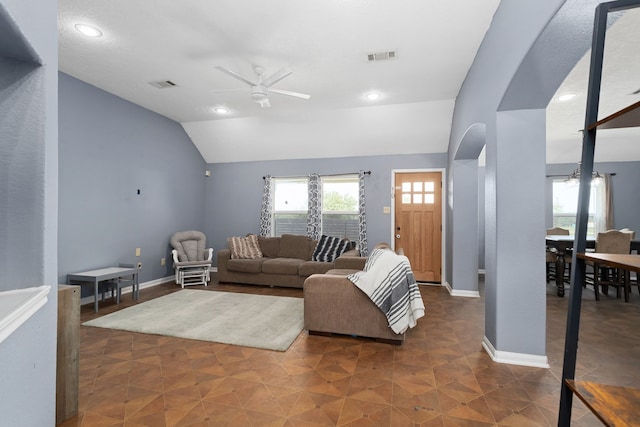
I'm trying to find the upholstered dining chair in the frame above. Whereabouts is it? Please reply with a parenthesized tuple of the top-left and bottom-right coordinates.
(619, 228, 638, 289)
(170, 230, 213, 288)
(546, 227, 570, 283)
(590, 230, 632, 301)
(619, 227, 636, 240)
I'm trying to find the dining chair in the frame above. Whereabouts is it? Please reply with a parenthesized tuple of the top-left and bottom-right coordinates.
(619, 228, 638, 289)
(591, 230, 632, 301)
(546, 227, 570, 284)
(619, 228, 636, 240)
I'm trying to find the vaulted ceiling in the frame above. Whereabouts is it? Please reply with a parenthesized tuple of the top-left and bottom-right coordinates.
(58, 1, 640, 164)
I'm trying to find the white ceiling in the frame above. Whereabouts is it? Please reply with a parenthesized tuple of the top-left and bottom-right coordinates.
(58, 1, 639, 165)
(547, 7, 640, 164)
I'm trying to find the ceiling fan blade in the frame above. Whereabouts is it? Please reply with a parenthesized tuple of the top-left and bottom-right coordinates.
(269, 88, 311, 99)
(215, 66, 256, 86)
(262, 68, 293, 88)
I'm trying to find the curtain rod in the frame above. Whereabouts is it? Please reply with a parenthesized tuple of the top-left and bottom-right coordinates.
(546, 172, 616, 178)
(263, 171, 371, 180)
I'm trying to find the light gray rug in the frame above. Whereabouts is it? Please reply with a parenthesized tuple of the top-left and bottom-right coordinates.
(83, 290, 304, 351)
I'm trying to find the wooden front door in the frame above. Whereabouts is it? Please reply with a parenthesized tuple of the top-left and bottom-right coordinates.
(394, 172, 442, 283)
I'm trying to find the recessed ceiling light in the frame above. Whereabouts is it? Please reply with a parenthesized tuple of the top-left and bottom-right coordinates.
(557, 93, 577, 102)
(75, 24, 103, 37)
(365, 92, 381, 101)
(214, 107, 229, 114)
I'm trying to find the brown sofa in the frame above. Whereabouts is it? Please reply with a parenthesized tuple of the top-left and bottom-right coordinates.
(303, 270, 405, 344)
(217, 234, 366, 288)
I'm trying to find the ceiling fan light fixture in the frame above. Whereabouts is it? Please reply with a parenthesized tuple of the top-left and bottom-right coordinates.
(251, 85, 268, 103)
(75, 23, 103, 37)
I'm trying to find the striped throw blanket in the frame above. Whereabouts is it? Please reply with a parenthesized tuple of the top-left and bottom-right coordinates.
(347, 248, 425, 334)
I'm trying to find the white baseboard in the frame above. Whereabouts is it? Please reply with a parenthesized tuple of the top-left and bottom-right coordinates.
(444, 281, 480, 298)
(482, 336, 550, 368)
(79, 275, 174, 307)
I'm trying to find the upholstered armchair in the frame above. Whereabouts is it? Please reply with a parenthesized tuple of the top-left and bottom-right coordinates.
(170, 230, 213, 288)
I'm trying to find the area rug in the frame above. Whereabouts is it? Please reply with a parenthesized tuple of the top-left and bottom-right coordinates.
(82, 290, 304, 351)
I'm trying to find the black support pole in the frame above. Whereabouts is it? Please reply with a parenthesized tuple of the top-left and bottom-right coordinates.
(557, 1, 640, 425)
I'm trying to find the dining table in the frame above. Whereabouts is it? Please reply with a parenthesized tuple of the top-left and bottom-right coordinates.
(545, 235, 640, 297)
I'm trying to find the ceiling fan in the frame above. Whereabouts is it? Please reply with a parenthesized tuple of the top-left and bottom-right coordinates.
(215, 65, 310, 108)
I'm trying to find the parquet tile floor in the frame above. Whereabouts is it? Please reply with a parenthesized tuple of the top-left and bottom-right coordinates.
(58, 276, 640, 426)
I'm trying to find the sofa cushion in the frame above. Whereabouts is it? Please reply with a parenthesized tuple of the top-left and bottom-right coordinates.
(227, 234, 262, 259)
(262, 258, 305, 275)
(257, 236, 280, 258)
(278, 234, 313, 260)
(312, 235, 350, 262)
(227, 258, 265, 273)
(298, 261, 335, 277)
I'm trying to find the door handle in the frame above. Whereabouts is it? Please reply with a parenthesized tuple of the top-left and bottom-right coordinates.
(396, 234, 401, 239)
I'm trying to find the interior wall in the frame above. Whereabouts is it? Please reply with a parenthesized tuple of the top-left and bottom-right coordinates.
(58, 73, 207, 286)
(0, 0, 58, 425)
(447, 0, 567, 360)
(451, 159, 479, 292)
(205, 153, 447, 263)
(478, 166, 486, 270)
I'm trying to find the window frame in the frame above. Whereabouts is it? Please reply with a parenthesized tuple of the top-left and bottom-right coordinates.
(269, 174, 361, 240)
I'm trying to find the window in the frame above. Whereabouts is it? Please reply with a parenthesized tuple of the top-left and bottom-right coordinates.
(401, 180, 436, 205)
(273, 178, 308, 236)
(552, 179, 606, 238)
(321, 175, 359, 241)
(271, 174, 360, 240)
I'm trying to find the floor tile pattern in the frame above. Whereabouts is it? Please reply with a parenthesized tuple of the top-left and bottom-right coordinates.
(58, 277, 640, 426)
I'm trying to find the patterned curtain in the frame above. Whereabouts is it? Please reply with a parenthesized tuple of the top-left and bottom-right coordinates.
(358, 170, 368, 256)
(307, 173, 322, 240)
(259, 175, 273, 236)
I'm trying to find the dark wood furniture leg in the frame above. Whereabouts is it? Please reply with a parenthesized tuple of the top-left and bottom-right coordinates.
(556, 252, 565, 297)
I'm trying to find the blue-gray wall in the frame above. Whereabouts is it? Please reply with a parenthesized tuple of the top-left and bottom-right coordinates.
(448, 0, 572, 361)
(205, 154, 447, 263)
(0, 0, 58, 425)
(58, 73, 207, 286)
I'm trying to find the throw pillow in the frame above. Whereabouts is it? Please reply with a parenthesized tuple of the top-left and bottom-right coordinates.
(227, 234, 263, 259)
(312, 235, 350, 262)
(278, 234, 314, 260)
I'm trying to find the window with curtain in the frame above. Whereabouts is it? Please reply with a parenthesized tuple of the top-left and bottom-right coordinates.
(552, 178, 608, 238)
(321, 175, 359, 241)
(270, 174, 360, 239)
(273, 178, 308, 236)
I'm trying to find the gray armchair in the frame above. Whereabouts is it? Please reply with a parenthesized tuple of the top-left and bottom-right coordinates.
(170, 230, 213, 288)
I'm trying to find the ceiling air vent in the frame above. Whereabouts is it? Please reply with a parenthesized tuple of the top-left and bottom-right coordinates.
(367, 50, 397, 62)
(149, 80, 177, 89)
